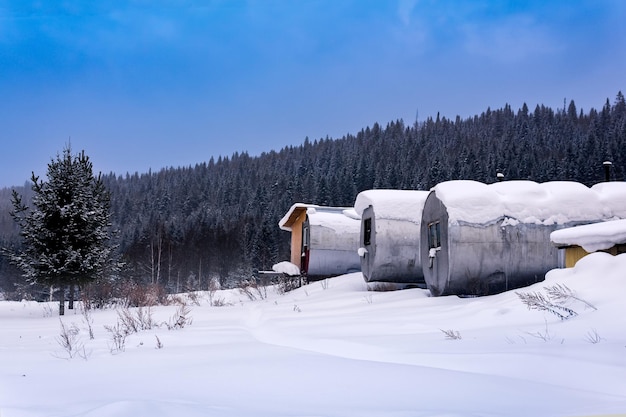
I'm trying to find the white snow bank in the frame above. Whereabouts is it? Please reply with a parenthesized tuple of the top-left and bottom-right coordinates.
(3, 257, 626, 417)
(353, 189, 429, 221)
(550, 218, 626, 252)
(272, 261, 301, 276)
(433, 180, 626, 225)
(2, 256, 626, 416)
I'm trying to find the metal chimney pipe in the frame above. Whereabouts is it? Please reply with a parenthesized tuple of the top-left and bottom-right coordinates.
(603, 161, 613, 182)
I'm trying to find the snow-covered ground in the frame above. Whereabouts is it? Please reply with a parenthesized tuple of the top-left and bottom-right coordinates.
(1, 253, 625, 417)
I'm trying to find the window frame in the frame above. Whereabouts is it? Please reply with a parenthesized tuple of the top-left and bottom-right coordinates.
(428, 221, 441, 249)
(363, 218, 372, 246)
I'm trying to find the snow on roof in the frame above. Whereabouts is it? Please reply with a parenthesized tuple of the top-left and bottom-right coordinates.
(591, 182, 626, 218)
(306, 206, 361, 234)
(279, 203, 314, 231)
(432, 180, 625, 225)
(432, 181, 503, 224)
(551, 218, 626, 252)
(353, 189, 429, 222)
(278, 203, 360, 232)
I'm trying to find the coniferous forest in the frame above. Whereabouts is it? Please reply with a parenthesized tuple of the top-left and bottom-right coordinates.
(1, 93, 625, 297)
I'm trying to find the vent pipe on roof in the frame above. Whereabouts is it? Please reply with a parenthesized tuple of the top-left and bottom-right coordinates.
(603, 161, 613, 182)
(496, 172, 504, 182)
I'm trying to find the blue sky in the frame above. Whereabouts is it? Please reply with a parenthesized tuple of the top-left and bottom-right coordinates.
(1, 0, 625, 188)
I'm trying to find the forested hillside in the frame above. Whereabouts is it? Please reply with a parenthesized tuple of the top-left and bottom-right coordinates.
(1, 93, 625, 297)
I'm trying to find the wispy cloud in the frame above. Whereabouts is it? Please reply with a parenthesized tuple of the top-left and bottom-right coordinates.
(397, 0, 419, 26)
(461, 14, 561, 63)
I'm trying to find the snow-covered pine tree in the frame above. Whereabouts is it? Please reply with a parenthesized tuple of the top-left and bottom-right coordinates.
(9, 146, 115, 315)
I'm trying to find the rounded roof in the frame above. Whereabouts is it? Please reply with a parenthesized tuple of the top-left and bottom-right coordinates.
(432, 180, 624, 225)
(354, 189, 429, 221)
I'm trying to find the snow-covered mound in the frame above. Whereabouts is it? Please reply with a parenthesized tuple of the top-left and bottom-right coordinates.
(272, 261, 300, 276)
(1, 255, 625, 416)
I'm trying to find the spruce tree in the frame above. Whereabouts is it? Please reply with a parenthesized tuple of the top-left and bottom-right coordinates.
(9, 146, 115, 315)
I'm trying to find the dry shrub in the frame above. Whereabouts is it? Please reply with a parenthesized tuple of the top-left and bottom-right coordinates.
(441, 329, 462, 340)
(274, 275, 303, 295)
(80, 280, 174, 310)
(104, 321, 127, 354)
(238, 279, 267, 301)
(104, 306, 156, 354)
(516, 290, 578, 320)
(185, 291, 202, 306)
(164, 304, 193, 330)
(210, 297, 229, 307)
(81, 279, 117, 309)
(56, 319, 88, 359)
(119, 282, 169, 307)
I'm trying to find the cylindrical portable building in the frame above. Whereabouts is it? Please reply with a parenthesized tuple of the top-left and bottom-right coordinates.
(279, 203, 361, 280)
(354, 189, 429, 284)
(421, 180, 625, 296)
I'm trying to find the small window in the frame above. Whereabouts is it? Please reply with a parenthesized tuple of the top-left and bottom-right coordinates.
(428, 221, 441, 249)
(302, 225, 310, 250)
(363, 218, 372, 246)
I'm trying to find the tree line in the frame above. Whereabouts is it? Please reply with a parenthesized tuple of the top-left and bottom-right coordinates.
(1, 92, 625, 299)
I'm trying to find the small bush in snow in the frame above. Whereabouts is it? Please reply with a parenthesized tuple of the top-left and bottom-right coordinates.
(81, 305, 95, 340)
(56, 319, 88, 359)
(238, 279, 267, 301)
(155, 335, 164, 349)
(516, 290, 578, 320)
(517, 283, 596, 321)
(164, 304, 192, 330)
(584, 329, 603, 344)
(117, 307, 155, 334)
(80, 279, 118, 310)
(208, 277, 221, 305)
(104, 321, 127, 354)
(118, 282, 169, 308)
(440, 329, 462, 340)
(524, 319, 558, 343)
(544, 284, 597, 311)
(185, 291, 203, 306)
(274, 275, 303, 295)
(210, 296, 229, 307)
(103, 307, 156, 354)
(42, 303, 54, 317)
(136, 306, 156, 330)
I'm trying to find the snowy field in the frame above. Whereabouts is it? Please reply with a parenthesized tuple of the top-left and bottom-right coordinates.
(1, 252, 625, 417)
